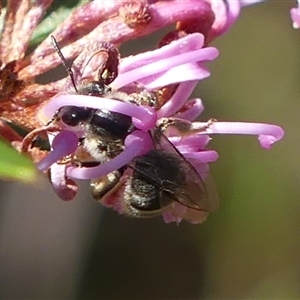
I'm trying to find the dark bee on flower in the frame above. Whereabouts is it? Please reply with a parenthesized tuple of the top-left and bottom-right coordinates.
(49, 37, 218, 222)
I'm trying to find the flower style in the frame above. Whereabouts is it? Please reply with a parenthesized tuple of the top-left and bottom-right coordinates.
(33, 33, 284, 224)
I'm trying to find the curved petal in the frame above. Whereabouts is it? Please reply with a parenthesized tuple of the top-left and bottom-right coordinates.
(113, 47, 218, 89)
(37, 130, 78, 172)
(119, 33, 205, 73)
(50, 163, 78, 201)
(39, 94, 157, 131)
(192, 121, 284, 149)
(157, 81, 198, 118)
(175, 98, 204, 121)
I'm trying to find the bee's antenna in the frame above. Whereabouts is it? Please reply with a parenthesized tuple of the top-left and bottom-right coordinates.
(51, 35, 78, 93)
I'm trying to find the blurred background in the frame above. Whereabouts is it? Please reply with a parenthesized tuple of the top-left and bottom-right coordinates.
(0, 1, 300, 299)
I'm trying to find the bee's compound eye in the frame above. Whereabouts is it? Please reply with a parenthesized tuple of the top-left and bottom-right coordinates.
(58, 106, 90, 126)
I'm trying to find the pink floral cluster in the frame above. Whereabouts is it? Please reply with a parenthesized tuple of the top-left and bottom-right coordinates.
(36, 33, 284, 223)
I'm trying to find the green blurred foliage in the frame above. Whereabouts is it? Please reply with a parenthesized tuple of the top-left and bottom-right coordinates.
(31, 0, 88, 46)
(0, 139, 37, 182)
(0, 0, 88, 46)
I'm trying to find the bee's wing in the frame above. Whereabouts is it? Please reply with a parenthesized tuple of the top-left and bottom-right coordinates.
(151, 127, 219, 212)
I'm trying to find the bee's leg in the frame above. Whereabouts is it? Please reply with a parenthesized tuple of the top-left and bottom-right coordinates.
(91, 169, 123, 202)
(157, 117, 217, 136)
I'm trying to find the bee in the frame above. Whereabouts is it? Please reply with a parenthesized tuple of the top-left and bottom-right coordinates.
(51, 37, 218, 221)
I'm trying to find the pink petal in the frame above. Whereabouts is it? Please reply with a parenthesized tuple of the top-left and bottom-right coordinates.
(157, 81, 198, 118)
(37, 130, 78, 172)
(142, 63, 211, 90)
(193, 121, 284, 149)
(175, 98, 204, 121)
(113, 47, 218, 89)
(207, 0, 240, 39)
(39, 95, 157, 132)
(291, 6, 300, 29)
(119, 33, 205, 73)
(49, 163, 78, 201)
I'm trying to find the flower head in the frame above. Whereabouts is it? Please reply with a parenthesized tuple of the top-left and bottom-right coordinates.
(1, 1, 285, 223)
(27, 33, 284, 224)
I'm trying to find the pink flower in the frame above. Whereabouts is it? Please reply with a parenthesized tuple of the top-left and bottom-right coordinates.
(35, 33, 284, 224)
(0, 0, 239, 200)
(204, 0, 266, 41)
(291, 0, 300, 28)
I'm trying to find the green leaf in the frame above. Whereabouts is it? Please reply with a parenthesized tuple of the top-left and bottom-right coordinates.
(0, 139, 37, 183)
(30, 0, 89, 47)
